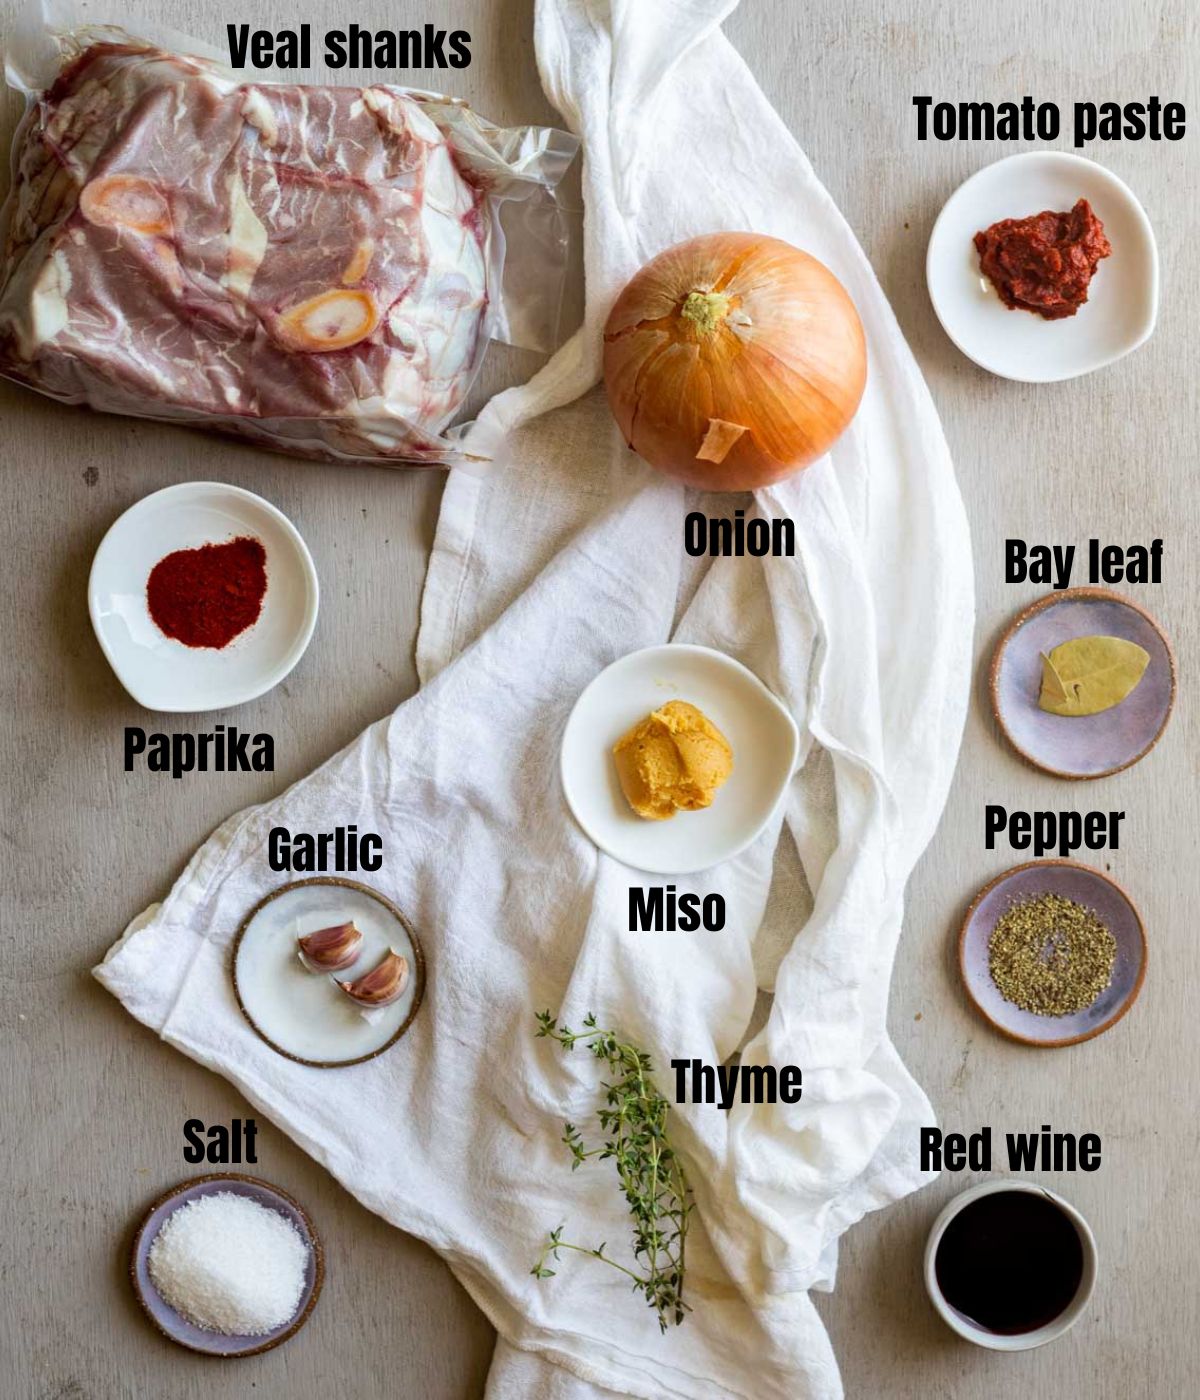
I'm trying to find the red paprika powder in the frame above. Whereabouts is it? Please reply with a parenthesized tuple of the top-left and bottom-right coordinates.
(147, 535, 268, 649)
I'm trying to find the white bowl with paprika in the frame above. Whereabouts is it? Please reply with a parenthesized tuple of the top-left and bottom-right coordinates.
(88, 481, 319, 712)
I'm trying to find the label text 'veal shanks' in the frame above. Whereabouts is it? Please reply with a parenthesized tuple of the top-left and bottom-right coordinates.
(226, 24, 471, 71)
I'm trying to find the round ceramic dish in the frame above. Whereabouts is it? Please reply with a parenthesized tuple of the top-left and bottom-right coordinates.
(89, 481, 319, 711)
(927, 151, 1158, 382)
(560, 643, 800, 876)
(991, 587, 1175, 779)
(924, 1179, 1097, 1350)
(130, 1173, 323, 1357)
(959, 859, 1146, 1047)
(233, 877, 425, 1067)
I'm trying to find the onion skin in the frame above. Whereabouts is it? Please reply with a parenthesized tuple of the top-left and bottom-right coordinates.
(602, 232, 867, 491)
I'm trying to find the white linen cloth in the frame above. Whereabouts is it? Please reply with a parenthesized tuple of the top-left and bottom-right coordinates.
(96, 1, 973, 1395)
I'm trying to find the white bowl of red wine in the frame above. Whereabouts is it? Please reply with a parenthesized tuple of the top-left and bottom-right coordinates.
(924, 1179, 1098, 1350)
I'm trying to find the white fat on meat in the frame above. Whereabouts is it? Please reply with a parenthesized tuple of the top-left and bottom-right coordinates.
(27, 249, 72, 351)
(222, 169, 269, 302)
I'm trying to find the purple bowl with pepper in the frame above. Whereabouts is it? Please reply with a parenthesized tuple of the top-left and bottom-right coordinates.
(959, 859, 1147, 1047)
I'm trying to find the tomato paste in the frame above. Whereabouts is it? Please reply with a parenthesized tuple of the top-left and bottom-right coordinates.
(974, 198, 1111, 320)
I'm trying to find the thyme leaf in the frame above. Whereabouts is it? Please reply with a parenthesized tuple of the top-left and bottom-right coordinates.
(532, 1009, 694, 1332)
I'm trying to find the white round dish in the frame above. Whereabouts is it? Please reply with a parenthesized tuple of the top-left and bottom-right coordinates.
(926, 151, 1158, 382)
(924, 1179, 1098, 1351)
(560, 643, 800, 876)
(233, 878, 424, 1067)
(89, 481, 319, 712)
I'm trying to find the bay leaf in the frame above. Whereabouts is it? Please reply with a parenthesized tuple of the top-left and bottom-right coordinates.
(1037, 635, 1150, 717)
(1038, 652, 1072, 708)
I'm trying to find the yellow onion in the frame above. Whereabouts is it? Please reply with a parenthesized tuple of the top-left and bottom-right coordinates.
(603, 232, 867, 491)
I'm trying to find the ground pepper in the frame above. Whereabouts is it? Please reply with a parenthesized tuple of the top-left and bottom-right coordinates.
(147, 536, 267, 649)
(988, 892, 1117, 1016)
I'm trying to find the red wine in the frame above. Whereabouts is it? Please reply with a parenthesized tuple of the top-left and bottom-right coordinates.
(935, 1190, 1084, 1334)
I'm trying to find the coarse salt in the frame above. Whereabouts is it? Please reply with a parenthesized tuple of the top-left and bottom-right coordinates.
(147, 1191, 309, 1336)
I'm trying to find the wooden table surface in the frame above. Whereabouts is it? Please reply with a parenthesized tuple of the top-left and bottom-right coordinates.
(2, 2, 1195, 1397)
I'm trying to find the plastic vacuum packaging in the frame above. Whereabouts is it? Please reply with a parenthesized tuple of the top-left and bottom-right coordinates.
(0, 6, 578, 466)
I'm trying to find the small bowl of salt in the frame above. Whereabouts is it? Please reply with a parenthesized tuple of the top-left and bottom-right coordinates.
(131, 1173, 323, 1356)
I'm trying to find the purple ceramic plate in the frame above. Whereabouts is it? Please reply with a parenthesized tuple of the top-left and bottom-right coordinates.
(959, 860, 1147, 1047)
(991, 588, 1175, 779)
(130, 1173, 323, 1357)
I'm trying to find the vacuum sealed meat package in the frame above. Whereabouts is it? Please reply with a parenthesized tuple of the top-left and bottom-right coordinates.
(0, 12, 577, 466)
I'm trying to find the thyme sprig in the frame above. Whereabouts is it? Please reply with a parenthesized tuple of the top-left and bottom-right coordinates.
(532, 1010, 693, 1332)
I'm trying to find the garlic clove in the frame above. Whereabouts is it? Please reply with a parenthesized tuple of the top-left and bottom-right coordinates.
(337, 949, 409, 1008)
(297, 921, 363, 973)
